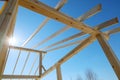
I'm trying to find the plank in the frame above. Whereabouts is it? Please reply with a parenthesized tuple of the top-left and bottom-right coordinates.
(10, 46, 46, 53)
(96, 34, 120, 79)
(2, 75, 39, 79)
(47, 39, 83, 52)
(33, 26, 70, 48)
(94, 17, 118, 30)
(56, 65, 62, 80)
(78, 4, 101, 21)
(105, 27, 120, 35)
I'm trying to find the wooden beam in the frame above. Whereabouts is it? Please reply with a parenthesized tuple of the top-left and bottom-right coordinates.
(105, 27, 120, 35)
(33, 26, 70, 48)
(47, 39, 83, 52)
(94, 17, 118, 30)
(54, 0, 67, 10)
(39, 53, 42, 77)
(33, 4, 102, 48)
(78, 4, 101, 22)
(2, 75, 39, 79)
(19, 0, 95, 34)
(0, 0, 19, 79)
(40, 35, 96, 79)
(42, 65, 46, 72)
(22, 0, 67, 46)
(56, 65, 62, 80)
(42, 17, 118, 50)
(46, 26, 120, 52)
(96, 34, 120, 79)
(10, 46, 46, 53)
(41, 32, 85, 50)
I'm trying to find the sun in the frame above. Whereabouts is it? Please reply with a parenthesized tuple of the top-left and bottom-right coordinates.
(9, 37, 17, 45)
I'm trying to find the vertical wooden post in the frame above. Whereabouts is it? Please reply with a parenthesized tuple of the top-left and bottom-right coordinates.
(0, 0, 19, 79)
(56, 65, 62, 80)
(96, 34, 120, 79)
(39, 53, 42, 77)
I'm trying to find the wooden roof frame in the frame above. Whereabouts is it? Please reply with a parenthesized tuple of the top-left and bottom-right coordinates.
(0, 0, 120, 80)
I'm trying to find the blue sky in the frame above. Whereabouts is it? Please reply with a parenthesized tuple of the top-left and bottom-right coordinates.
(0, 0, 120, 80)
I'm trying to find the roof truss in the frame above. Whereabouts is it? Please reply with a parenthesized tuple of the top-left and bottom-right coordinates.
(0, 0, 120, 80)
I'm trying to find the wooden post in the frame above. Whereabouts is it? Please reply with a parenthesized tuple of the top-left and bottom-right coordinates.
(56, 65, 62, 80)
(96, 34, 120, 79)
(39, 53, 42, 77)
(0, 0, 19, 79)
(36, 53, 42, 80)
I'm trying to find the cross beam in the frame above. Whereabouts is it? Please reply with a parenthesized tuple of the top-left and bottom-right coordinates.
(19, 0, 97, 34)
(10, 46, 46, 53)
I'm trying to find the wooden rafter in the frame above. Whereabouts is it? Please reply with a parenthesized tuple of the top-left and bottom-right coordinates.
(19, 0, 96, 34)
(33, 4, 102, 48)
(22, 0, 67, 46)
(42, 17, 118, 50)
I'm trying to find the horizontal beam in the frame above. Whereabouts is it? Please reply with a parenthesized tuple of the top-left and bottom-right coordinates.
(19, 0, 95, 34)
(9, 46, 46, 53)
(2, 75, 39, 79)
